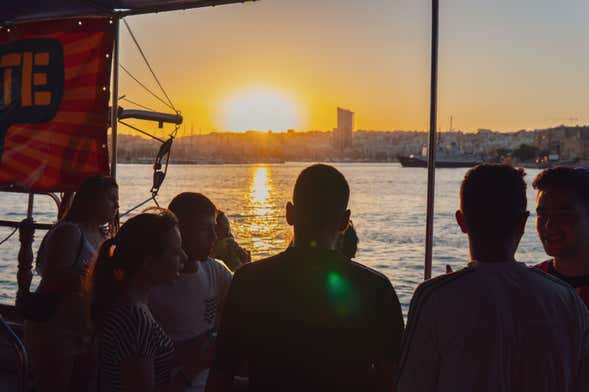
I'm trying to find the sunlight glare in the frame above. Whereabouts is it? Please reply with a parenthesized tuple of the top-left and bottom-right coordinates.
(221, 87, 301, 132)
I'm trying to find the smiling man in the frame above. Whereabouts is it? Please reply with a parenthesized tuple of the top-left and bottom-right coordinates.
(534, 167, 589, 308)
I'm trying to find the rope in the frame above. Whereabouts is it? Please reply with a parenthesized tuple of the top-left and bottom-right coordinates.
(120, 65, 176, 111)
(0, 227, 18, 246)
(120, 97, 158, 112)
(119, 120, 166, 143)
(123, 19, 177, 112)
(119, 197, 156, 218)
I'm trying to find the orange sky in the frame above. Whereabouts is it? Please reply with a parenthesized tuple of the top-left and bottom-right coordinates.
(117, 0, 589, 136)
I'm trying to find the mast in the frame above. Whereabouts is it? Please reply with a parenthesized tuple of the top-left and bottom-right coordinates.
(424, 0, 439, 280)
(111, 17, 120, 179)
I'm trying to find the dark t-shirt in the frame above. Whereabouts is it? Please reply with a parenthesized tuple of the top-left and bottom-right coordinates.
(535, 259, 589, 309)
(212, 247, 405, 392)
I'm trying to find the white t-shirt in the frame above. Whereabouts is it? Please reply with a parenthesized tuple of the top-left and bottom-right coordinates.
(149, 257, 232, 391)
(397, 261, 589, 392)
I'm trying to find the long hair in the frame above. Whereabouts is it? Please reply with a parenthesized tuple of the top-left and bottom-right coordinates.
(63, 175, 118, 223)
(87, 208, 178, 329)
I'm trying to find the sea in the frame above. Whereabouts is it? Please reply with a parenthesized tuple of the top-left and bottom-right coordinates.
(0, 162, 547, 316)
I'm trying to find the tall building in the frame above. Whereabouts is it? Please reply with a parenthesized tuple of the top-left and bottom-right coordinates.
(333, 107, 354, 150)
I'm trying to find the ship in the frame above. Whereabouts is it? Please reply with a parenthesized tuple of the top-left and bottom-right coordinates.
(398, 144, 481, 168)
(398, 154, 481, 168)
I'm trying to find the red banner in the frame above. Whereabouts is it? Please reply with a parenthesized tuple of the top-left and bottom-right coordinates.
(0, 18, 113, 192)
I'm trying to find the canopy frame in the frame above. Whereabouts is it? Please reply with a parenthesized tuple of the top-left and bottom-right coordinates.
(0, 1, 256, 24)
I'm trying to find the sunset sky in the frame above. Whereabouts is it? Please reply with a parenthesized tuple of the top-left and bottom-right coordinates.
(119, 0, 589, 135)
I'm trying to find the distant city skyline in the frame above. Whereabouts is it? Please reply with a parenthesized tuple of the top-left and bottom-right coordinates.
(118, 0, 589, 135)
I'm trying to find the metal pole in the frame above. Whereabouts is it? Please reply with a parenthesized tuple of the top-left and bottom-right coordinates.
(424, 0, 439, 280)
(26, 193, 33, 219)
(111, 17, 120, 179)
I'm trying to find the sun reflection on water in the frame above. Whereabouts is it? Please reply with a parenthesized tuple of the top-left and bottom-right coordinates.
(248, 165, 276, 254)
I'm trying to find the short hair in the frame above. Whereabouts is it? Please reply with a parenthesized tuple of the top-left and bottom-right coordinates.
(460, 164, 527, 239)
(533, 167, 589, 210)
(293, 164, 349, 227)
(168, 192, 217, 224)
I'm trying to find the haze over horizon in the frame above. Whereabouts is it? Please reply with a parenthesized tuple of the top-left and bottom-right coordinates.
(118, 0, 589, 136)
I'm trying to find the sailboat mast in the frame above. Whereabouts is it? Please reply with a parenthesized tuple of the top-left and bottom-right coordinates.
(424, 0, 439, 280)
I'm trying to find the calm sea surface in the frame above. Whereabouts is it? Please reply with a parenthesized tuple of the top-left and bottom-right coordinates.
(0, 163, 546, 315)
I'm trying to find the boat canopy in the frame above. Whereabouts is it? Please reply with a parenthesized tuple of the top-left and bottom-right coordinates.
(1, 0, 254, 23)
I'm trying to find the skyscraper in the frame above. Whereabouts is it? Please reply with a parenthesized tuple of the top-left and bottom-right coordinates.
(333, 107, 354, 150)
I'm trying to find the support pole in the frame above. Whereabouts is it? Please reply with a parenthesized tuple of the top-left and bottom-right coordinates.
(26, 193, 33, 219)
(111, 17, 120, 179)
(424, 0, 439, 280)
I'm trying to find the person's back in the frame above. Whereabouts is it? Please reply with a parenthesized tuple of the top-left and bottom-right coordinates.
(398, 164, 589, 392)
(216, 246, 402, 391)
(399, 261, 589, 392)
(207, 164, 404, 392)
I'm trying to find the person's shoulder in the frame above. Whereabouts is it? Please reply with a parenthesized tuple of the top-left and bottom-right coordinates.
(346, 259, 393, 286)
(102, 304, 152, 340)
(206, 257, 233, 274)
(47, 221, 82, 245)
(231, 251, 288, 281)
(527, 265, 575, 291)
(533, 259, 553, 272)
(410, 267, 475, 307)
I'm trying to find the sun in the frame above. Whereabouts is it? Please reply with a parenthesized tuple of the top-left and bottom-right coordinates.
(220, 87, 302, 132)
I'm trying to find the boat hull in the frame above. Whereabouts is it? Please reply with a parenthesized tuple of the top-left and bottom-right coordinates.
(398, 156, 481, 168)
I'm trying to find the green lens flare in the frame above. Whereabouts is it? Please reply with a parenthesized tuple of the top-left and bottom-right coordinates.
(326, 271, 357, 317)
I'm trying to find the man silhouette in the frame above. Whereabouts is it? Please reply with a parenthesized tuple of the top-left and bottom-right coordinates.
(207, 164, 404, 392)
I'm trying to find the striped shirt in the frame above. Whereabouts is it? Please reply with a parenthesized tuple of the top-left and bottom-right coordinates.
(397, 261, 589, 392)
(99, 303, 175, 391)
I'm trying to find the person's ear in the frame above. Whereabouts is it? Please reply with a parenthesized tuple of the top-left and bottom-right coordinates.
(338, 210, 351, 232)
(286, 202, 295, 226)
(456, 210, 468, 234)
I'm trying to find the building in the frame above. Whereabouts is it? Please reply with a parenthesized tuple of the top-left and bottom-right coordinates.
(535, 125, 589, 160)
(333, 107, 354, 150)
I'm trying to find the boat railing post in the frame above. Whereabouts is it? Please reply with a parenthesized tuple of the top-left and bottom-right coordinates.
(424, 0, 439, 280)
(16, 194, 34, 300)
(111, 17, 120, 180)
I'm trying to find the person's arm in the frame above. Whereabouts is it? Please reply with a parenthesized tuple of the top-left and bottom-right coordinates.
(40, 224, 84, 292)
(214, 261, 234, 328)
(396, 284, 440, 392)
(375, 281, 405, 392)
(173, 331, 214, 374)
(206, 269, 248, 392)
(575, 296, 589, 392)
(120, 355, 198, 392)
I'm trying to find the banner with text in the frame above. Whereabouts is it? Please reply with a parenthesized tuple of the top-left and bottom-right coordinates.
(0, 18, 113, 192)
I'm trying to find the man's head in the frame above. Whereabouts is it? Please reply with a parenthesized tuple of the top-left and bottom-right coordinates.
(286, 164, 351, 246)
(533, 167, 589, 259)
(456, 164, 528, 249)
(168, 192, 217, 261)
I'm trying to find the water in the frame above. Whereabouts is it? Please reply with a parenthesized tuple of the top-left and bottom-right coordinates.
(0, 163, 546, 315)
